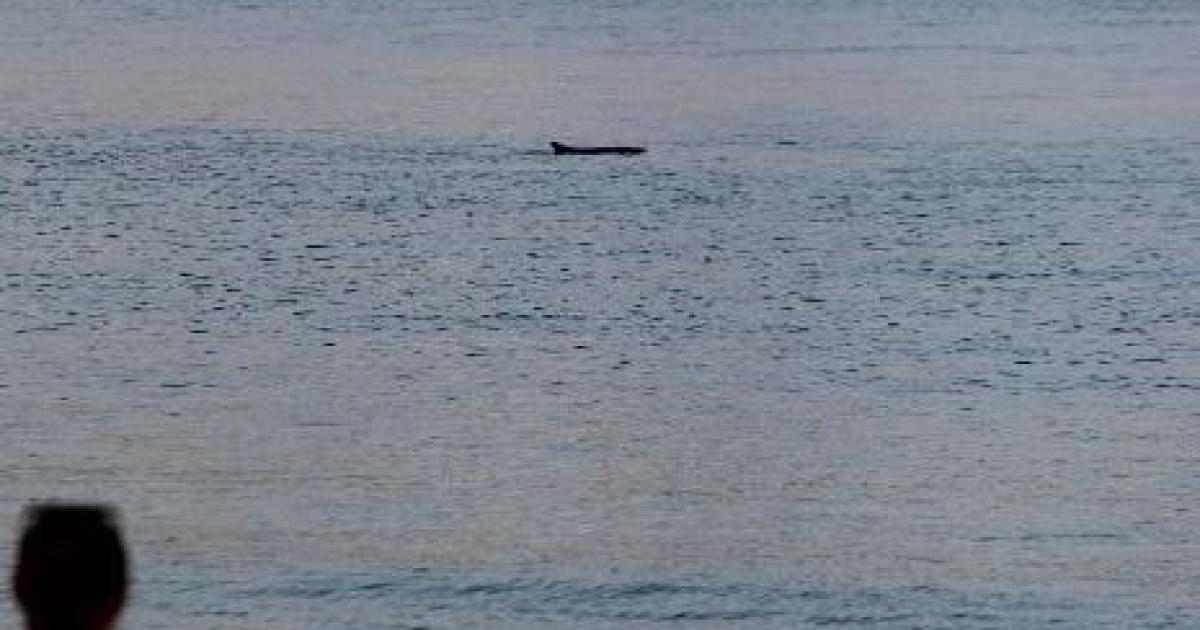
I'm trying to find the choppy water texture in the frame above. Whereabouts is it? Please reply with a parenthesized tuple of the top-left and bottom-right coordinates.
(1, 1, 1199, 628)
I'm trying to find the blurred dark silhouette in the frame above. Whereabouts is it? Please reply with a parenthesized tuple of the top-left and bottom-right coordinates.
(551, 141, 646, 155)
(12, 503, 129, 630)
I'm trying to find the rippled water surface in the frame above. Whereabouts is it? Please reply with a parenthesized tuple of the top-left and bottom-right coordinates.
(1, 1, 1199, 628)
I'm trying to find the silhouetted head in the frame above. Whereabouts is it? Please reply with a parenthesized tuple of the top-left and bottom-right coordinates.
(12, 503, 129, 630)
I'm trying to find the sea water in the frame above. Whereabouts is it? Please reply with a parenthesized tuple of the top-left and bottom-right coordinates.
(1, 1, 1198, 628)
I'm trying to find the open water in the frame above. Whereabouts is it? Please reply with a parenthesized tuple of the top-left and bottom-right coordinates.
(1, 1, 1199, 627)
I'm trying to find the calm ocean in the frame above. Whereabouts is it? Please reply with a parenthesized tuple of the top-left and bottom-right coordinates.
(1, 1, 1198, 627)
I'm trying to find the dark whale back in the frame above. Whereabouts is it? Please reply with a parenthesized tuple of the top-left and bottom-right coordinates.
(551, 141, 646, 156)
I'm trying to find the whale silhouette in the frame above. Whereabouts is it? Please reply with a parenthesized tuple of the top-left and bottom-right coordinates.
(551, 141, 646, 156)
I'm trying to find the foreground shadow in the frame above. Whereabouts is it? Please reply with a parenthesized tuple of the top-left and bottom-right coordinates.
(12, 503, 129, 630)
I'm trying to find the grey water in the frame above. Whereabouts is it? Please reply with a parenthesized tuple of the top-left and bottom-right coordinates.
(1, 1, 1199, 628)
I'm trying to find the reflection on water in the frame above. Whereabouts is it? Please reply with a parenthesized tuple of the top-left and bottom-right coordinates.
(1, 1, 1198, 628)
(134, 564, 1184, 629)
